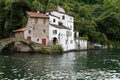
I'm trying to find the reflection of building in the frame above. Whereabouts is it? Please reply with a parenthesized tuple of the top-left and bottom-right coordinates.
(14, 6, 87, 51)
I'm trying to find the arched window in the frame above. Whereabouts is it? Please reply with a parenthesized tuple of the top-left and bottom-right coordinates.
(28, 30, 31, 34)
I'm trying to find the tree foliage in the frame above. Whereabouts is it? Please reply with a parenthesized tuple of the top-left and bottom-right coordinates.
(0, 0, 120, 43)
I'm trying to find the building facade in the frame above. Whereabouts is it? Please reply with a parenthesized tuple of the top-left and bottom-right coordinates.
(46, 6, 75, 51)
(14, 6, 87, 51)
(14, 11, 49, 45)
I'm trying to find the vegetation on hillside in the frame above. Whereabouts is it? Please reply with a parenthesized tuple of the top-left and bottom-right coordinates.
(0, 0, 120, 45)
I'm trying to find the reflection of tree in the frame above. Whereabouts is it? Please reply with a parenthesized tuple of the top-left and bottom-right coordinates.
(73, 50, 120, 73)
(0, 55, 27, 79)
(73, 51, 87, 72)
(0, 54, 50, 79)
(86, 50, 105, 69)
(86, 50, 120, 71)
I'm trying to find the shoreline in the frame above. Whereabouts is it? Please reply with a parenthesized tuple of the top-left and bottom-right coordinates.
(7, 48, 120, 54)
(1, 46, 120, 54)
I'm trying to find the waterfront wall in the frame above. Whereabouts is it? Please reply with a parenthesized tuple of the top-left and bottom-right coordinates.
(14, 39, 88, 52)
(74, 40, 87, 50)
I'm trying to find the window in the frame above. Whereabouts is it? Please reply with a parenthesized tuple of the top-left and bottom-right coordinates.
(43, 19, 46, 24)
(33, 27, 35, 30)
(62, 15, 65, 20)
(34, 18, 38, 23)
(70, 25, 72, 30)
(43, 29, 46, 34)
(53, 30, 57, 34)
(66, 40, 68, 44)
(53, 19, 56, 22)
(28, 30, 31, 34)
(59, 22, 63, 26)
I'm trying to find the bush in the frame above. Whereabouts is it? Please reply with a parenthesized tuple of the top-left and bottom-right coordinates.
(40, 46, 48, 53)
(40, 45, 63, 53)
(80, 36, 88, 40)
(29, 41, 35, 46)
(107, 41, 120, 49)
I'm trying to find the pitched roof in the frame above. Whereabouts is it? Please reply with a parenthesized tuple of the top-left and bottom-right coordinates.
(13, 26, 31, 32)
(26, 11, 49, 18)
(47, 6, 65, 13)
(50, 14, 60, 19)
(47, 8, 72, 17)
(50, 23, 70, 30)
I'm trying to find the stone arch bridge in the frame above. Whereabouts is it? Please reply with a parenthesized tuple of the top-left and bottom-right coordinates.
(0, 37, 41, 52)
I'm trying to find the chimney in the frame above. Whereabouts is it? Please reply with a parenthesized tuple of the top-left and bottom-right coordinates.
(37, 11, 40, 13)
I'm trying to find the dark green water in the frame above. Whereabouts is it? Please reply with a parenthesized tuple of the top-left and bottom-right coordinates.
(0, 50, 120, 80)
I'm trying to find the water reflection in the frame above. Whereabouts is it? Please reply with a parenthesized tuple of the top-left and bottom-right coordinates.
(86, 50, 120, 70)
(0, 50, 120, 79)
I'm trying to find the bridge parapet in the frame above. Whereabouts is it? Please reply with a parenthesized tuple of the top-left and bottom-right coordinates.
(0, 37, 41, 52)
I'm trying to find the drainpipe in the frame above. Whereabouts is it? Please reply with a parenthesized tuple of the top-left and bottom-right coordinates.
(67, 35, 69, 51)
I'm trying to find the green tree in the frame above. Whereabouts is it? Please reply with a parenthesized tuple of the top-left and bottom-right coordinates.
(0, 0, 30, 39)
(32, 0, 44, 12)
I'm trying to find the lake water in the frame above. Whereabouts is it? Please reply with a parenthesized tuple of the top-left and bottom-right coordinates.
(0, 50, 120, 80)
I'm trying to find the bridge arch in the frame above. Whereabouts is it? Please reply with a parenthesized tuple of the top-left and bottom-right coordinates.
(0, 38, 39, 52)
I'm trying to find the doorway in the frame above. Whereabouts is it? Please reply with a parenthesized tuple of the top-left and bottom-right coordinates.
(27, 36, 31, 41)
(42, 38, 46, 45)
(53, 37, 57, 45)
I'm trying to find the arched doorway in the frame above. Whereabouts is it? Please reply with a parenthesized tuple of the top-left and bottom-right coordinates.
(53, 37, 58, 45)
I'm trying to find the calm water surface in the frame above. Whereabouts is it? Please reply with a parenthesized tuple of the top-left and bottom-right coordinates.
(0, 50, 120, 80)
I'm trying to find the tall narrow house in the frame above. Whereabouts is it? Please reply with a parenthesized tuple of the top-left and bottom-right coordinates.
(14, 11, 49, 45)
(46, 6, 75, 51)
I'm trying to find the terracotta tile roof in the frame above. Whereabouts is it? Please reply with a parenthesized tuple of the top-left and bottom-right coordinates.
(26, 11, 49, 18)
(50, 23, 70, 30)
(13, 26, 31, 32)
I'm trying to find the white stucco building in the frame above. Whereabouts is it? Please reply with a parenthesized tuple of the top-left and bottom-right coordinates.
(46, 6, 75, 51)
(14, 6, 87, 51)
